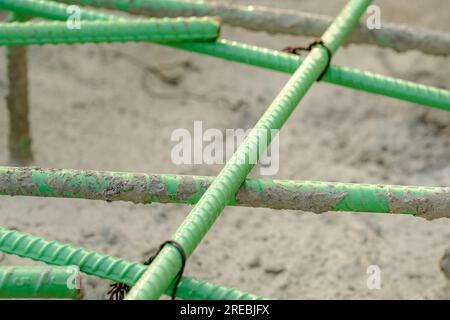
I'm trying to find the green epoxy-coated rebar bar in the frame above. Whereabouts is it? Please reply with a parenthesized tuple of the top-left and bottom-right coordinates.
(0, 19, 220, 46)
(54, 0, 450, 56)
(169, 40, 450, 111)
(1, 166, 449, 220)
(3, 0, 449, 111)
(0, 266, 81, 299)
(125, 0, 372, 300)
(0, 227, 265, 300)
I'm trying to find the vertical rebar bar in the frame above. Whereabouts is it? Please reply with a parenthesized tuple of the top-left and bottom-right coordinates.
(6, 12, 33, 165)
(125, 0, 373, 300)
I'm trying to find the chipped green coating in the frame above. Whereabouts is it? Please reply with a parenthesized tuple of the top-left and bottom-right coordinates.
(1, 166, 450, 219)
(0, 266, 81, 299)
(125, 0, 372, 300)
(0, 18, 220, 46)
(0, 227, 265, 300)
(3, 0, 449, 110)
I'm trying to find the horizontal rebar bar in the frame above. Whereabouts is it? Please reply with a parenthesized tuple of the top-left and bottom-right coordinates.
(0, 19, 220, 46)
(2, 0, 449, 111)
(0, 167, 449, 220)
(168, 40, 450, 111)
(52, 0, 450, 56)
(0, 266, 81, 299)
(0, 227, 265, 300)
(125, 0, 372, 300)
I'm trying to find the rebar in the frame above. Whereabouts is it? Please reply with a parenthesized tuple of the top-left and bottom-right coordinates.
(169, 40, 450, 112)
(0, 167, 449, 220)
(6, 13, 33, 164)
(0, 266, 81, 299)
(53, 0, 450, 56)
(0, 227, 265, 300)
(124, 0, 372, 300)
(0, 19, 220, 46)
(2, 0, 449, 111)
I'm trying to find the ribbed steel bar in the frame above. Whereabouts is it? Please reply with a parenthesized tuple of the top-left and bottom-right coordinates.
(0, 227, 265, 300)
(6, 13, 33, 164)
(125, 0, 372, 300)
(53, 0, 450, 56)
(1, 167, 449, 220)
(0, 266, 81, 299)
(2, 0, 449, 110)
(0, 19, 220, 46)
(169, 40, 450, 111)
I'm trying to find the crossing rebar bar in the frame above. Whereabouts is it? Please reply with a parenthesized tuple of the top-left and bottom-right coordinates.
(2, 0, 449, 111)
(0, 167, 449, 220)
(124, 0, 373, 300)
(53, 0, 450, 56)
(6, 13, 33, 164)
(0, 266, 81, 299)
(0, 227, 265, 300)
(0, 19, 220, 46)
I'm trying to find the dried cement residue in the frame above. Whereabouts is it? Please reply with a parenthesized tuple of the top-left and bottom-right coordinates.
(386, 190, 450, 220)
(237, 184, 348, 213)
(0, 167, 39, 195)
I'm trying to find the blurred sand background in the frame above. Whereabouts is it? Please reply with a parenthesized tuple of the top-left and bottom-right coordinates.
(0, 0, 449, 299)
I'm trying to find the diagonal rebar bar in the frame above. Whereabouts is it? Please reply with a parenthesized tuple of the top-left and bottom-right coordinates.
(0, 266, 81, 299)
(0, 227, 265, 300)
(2, 0, 449, 111)
(53, 0, 450, 56)
(1, 166, 449, 220)
(0, 18, 220, 46)
(124, 0, 373, 300)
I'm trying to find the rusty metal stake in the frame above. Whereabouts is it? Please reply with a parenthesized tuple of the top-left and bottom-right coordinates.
(6, 13, 33, 165)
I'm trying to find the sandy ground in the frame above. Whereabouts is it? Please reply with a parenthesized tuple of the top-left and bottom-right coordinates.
(0, 0, 450, 299)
